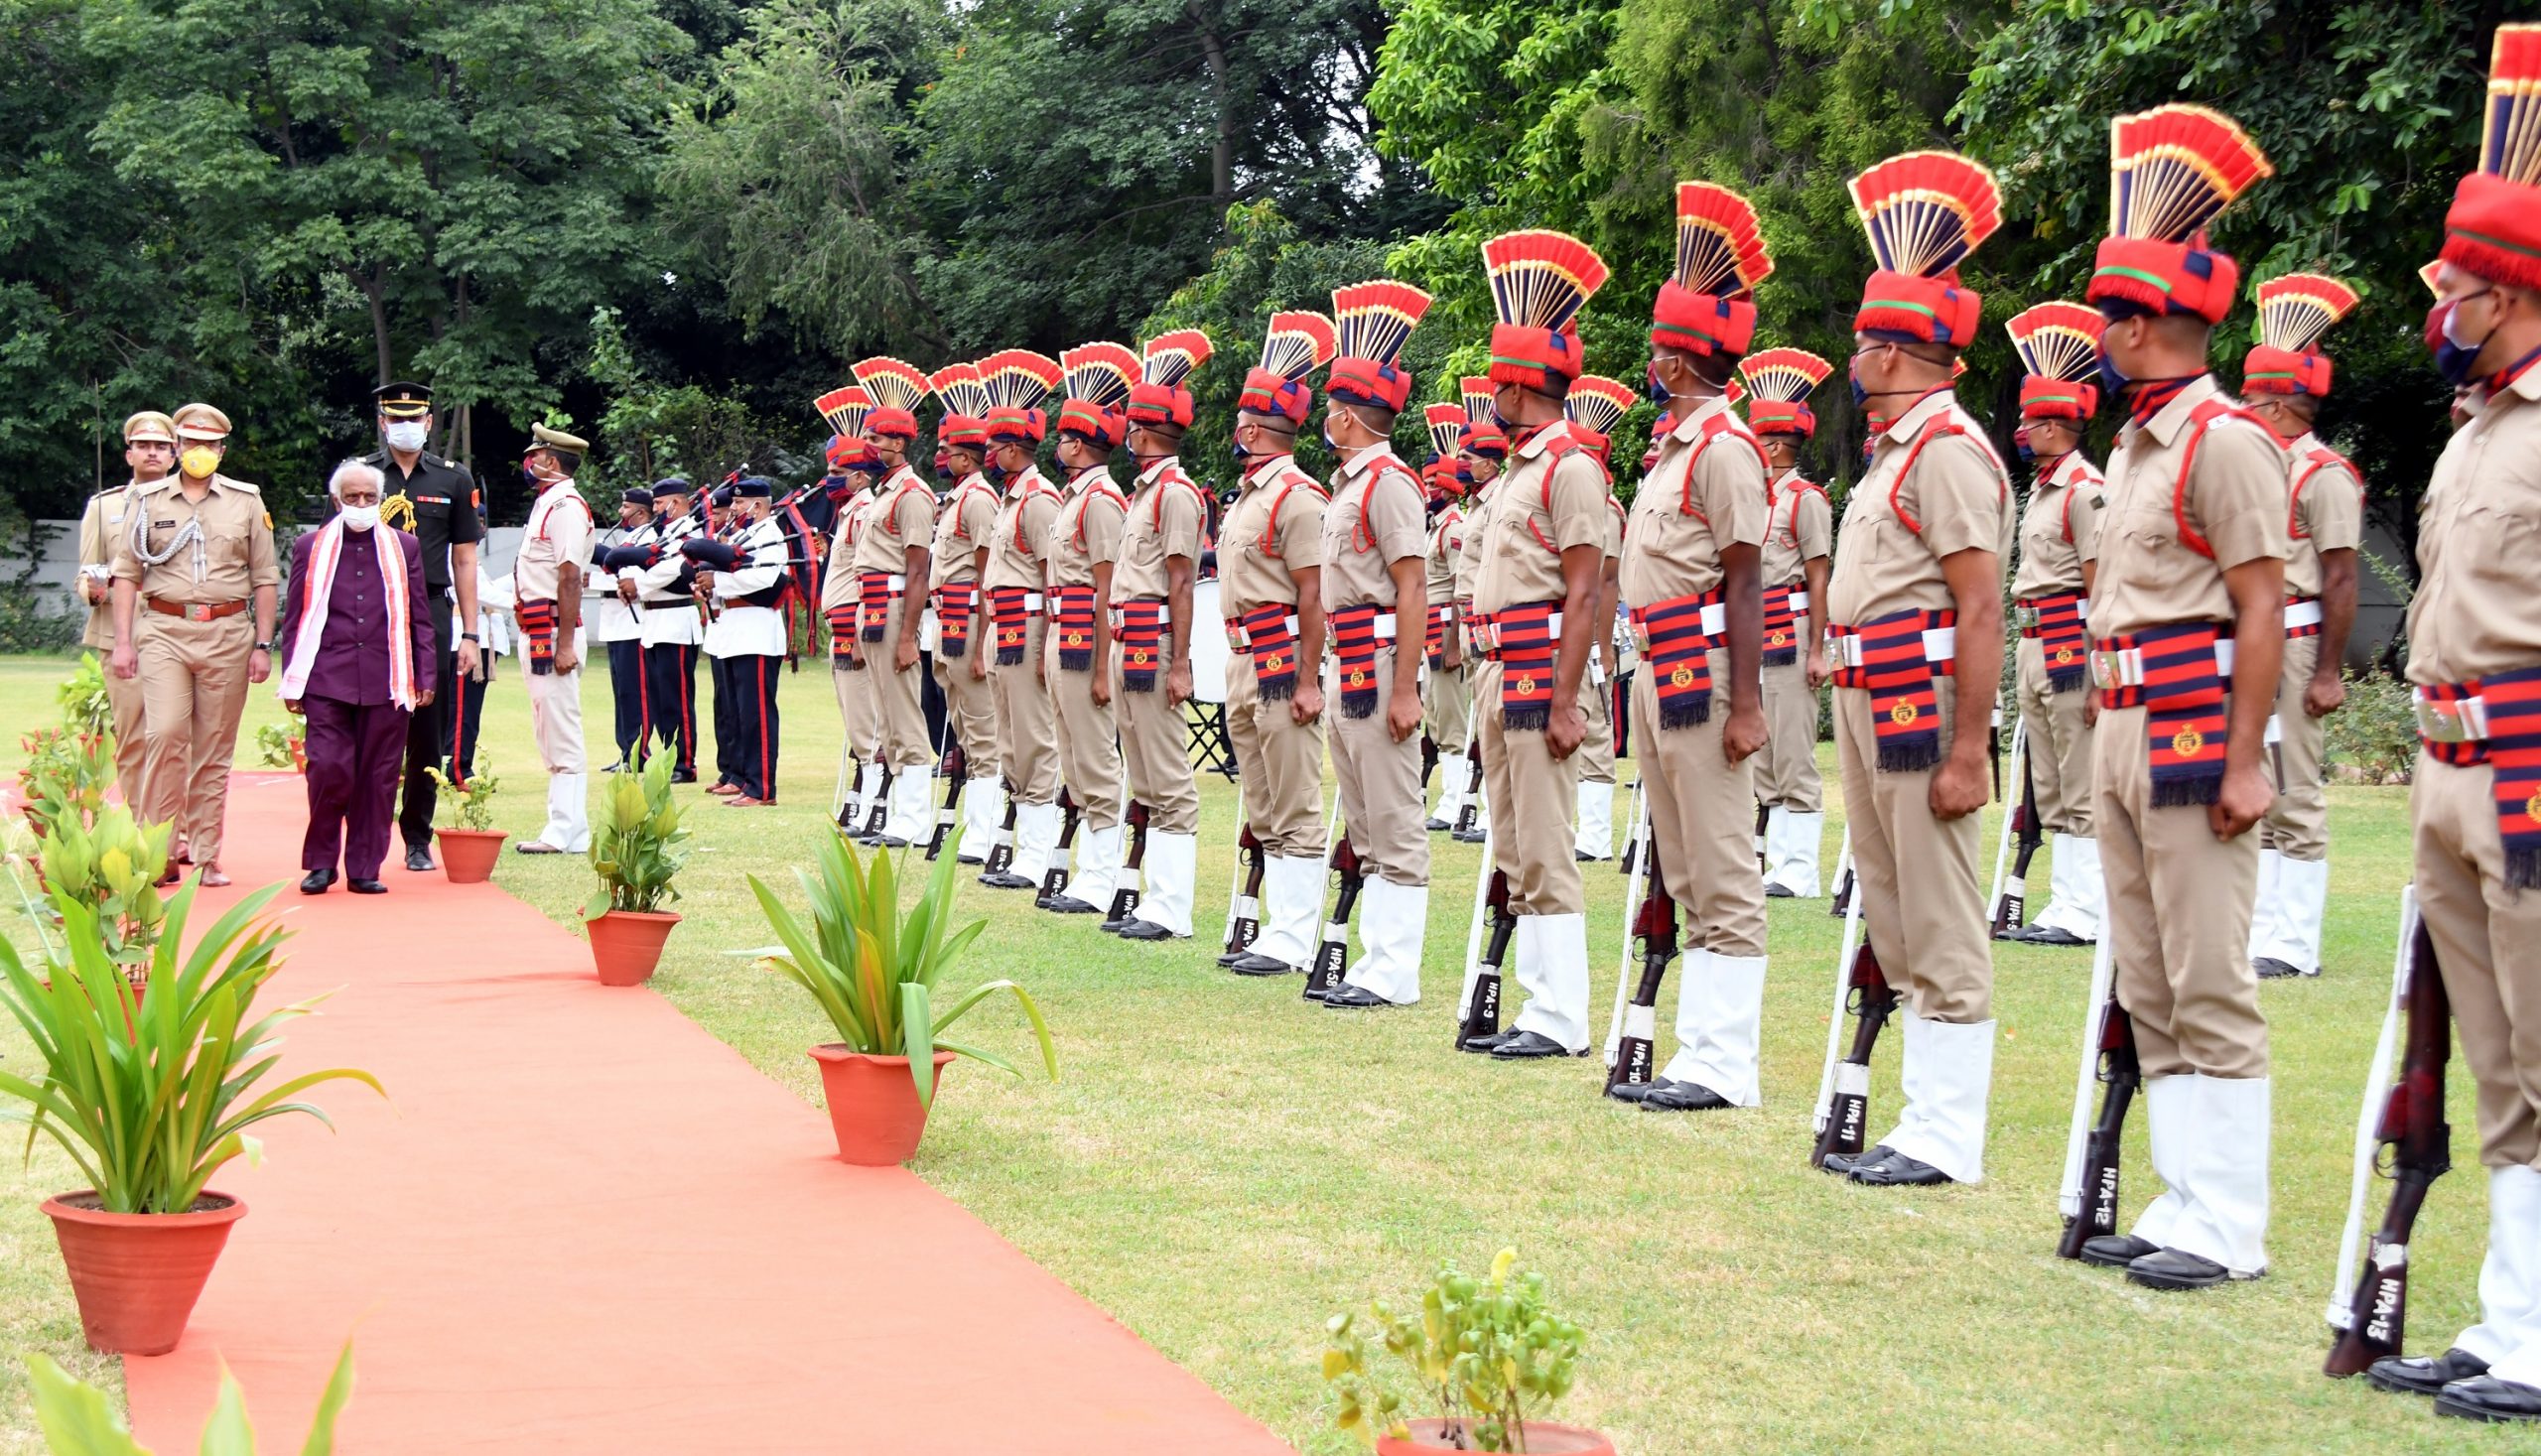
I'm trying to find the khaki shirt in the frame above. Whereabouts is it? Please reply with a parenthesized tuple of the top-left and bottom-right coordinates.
(2282, 432, 2364, 598)
(1424, 502, 1465, 601)
(931, 473, 1002, 585)
(1222, 456, 1325, 615)
(1473, 424, 1610, 616)
(1045, 466, 1126, 591)
(1320, 445, 1427, 613)
(2408, 365, 2541, 686)
(1621, 397, 1768, 607)
(77, 481, 144, 647)
(986, 468, 1061, 595)
(1760, 469, 1832, 590)
(819, 485, 876, 611)
(2011, 454, 2106, 598)
(1116, 457, 1204, 602)
(111, 472, 281, 605)
(511, 477, 593, 602)
(1826, 391, 2012, 626)
(1453, 477, 1498, 603)
(2092, 375, 2289, 640)
(850, 466, 937, 576)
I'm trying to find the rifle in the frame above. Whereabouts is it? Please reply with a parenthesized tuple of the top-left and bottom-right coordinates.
(861, 762, 893, 841)
(1606, 817, 1676, 1095)
(1809, 883, 1896, 1167)
(1306, 835, 1364, 1000)
(1827, 827, 1854, 918)
(1753, 800, 1772, 877)
(832, 743, 860, 833)
(1988, 725, 2042, 940)
(926, 742, 967, 860)
(1988, 699, 2003, 803)
(1419, 733, 1440, 807)
(1603, 785, 1652, 1061)
(1456, 869, 1516, 1050)
(1452, 716, 1485, 839)
(983, 777, 1019, 877)
(1109, 801, 1150, 924)
(1224, 821, 1267, 958)
(2326, 890, 2450, 1378)
(1038, 787, 1082, 905)
(2055, 931, 2136, 1258)
(2266, 712, 2289, 794)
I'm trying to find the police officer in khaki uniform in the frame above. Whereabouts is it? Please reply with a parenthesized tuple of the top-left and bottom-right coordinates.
(817, 424, 885, 818)
(2239, 275, 2365, 979)
(930, 398, 1006, 859)
(1565, 411, 1628, 864)
(2069, 106, 2285, 1289)
(1039, 359, 1134, 914)
(1464, 230, 1615, 1059)
(1817, 154, 2012, 1187)
(108, 403, 280, 886)
(2368, 35, 2541, 1409)
(80, 411, 175, 805)
(2002, 306, 2109, 946)
(510, 424, 597, 852)
(1114, 333, 1214, 943)
(1314, 286, 1432, 1006)
(1445, 386, 1507, 843)
(1220, 333, 1332, 976)
(981, 384, 1067, 891)
(1419, 415, 1472, 831)
(1610, 182, 1774, 1110)
(1738, 350, 1834, 897)
(849, 363, 939, 847)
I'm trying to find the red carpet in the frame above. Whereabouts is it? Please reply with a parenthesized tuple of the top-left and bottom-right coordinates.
(122, 773, 1292, 1453)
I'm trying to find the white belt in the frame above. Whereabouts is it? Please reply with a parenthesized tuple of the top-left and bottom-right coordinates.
(1022, 592, 1045, 612)
(2090, 638, 2235, 691)
(1826, 625, 1954, 671)
(1362, 611, 1399, 642)
(1787, 590, 1809, 612)
(2413, 687, 2490, 743)
(2283, 598, 2324, 631)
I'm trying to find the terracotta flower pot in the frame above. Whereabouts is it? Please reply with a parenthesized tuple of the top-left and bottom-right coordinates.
(287, 737, 307, 774)
(43, 1190, 245, 1356)
(1378, 1420, 1614, 1456)
(809, 1046, 954, 1165)
(437, 827, 507, 884)
(587, 908, 680, 987)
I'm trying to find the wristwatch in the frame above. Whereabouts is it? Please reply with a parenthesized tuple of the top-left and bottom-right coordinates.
(254, 639, 272, 651)
(462, 632, 480, 642)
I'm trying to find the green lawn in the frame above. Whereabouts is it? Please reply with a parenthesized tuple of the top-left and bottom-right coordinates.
(0, 652, 2527, 1454)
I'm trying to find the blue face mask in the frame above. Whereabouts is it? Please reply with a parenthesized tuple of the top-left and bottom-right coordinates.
(1230, 431, 1251, 463)
(2015, 438, 2036, 464)
(2428, 296, 2497, 388)
(1647, 367, 1672, 406)
(2095, 351, 2130, 401)
(1455, 466, 1475, 487)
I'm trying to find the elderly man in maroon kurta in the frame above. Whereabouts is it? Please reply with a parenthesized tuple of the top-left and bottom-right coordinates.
(281, 460, 438, 894)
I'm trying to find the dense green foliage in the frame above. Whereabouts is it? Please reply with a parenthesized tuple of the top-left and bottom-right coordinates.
(0, 0, 2508, 552)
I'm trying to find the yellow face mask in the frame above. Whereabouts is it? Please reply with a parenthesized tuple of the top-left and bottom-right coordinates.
(179, 446, 220, 479)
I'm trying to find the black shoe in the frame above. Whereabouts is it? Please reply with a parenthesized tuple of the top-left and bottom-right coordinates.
(1425, 817, 1450, 832)
(872, 836, 912, 851)
(1643, 1082, 1732, 1112)
(347, 877, 387, 895)
(1100, 918, 1131, 934)
(1453, 829, 1487, 845)
(1227, 952, 1297, 977)
(1215, 947, 1251, 967)
(1575, 849, 1604, 861)
(2253, 956, 2305, 980)
(2369, 1349, 2490, 1397)
(1820, 1144, 1893, 1178)
(979, 871, 1036, 890)
(2125, 1248, 2235, 1290)
(1457, 1030, 1514, 1055)
(2078, 1234, 2160, 1269)
(602, 759, 626, 774)
(299, 868, 336, 894)
(1766, 884, 1796, 899)
(1115, 919, 1183, 942)
(1323, 985, 1393, 1008)
(858, 832, 888, 848)
(2436, 1376, 2541, 1422)
(2016, 924, 2091, 947)
(957, 853, 986, 865)
(1044, 895, 1103, 914)
(1846, 1149, 1954, 1186)
(1606, 1078, 1673, 1104)
(670, 768, 698, 785)
(404, 846, 435, 872)
(1489, 1030, 1581, 1059)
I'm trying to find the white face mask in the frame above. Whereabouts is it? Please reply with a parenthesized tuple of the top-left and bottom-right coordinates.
(338, 503, 380, 532)
(383, 421, 430, 453)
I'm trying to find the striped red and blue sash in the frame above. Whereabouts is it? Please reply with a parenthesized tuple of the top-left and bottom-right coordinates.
(2020, 593, 2089, 693)
(1052, 584, 1098, 672)
(2095, 621, 2229, 807)
(1484, 600, 1559, 731)
(1330, 603, 1388, 720)
(1830, 608, 1954, 772)
(517, 598, 559, 675)
(935, 581, 978, 658)
(2418, 665, 2541, 888)
(1761, 584, 1801, 668)
(990, 588, 1034, 666)
(1239, 603, 1299, 701)
(1634, 590, 1721, 729)
(1118, 599, 1167, 692)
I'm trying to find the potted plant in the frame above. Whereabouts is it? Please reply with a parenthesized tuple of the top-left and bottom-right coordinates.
(426, 760, 506, 883)
(0, 883, 383, 1355)
(28, 1339, 355, 1452)
(35, 808, 171, 1008)
(57, 652, 114, 739)
(17, 730, 110, 843)
(748, 827, 1058, 1164)
(254, 720, 308, 773)
(1323, 1248, 1608, 1455)
(583, 756, 689, 986)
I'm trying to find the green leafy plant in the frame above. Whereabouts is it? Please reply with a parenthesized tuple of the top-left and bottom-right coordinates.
(585, 756, 690, 916)
(18, 729, 112, 841)
(37, 808, 172, 968)
(748, 828, 1056, 1110)
(0, 883, 384, 1215)
(28, 1340, 354, 1454)
(427, 760, 502, 832)
(254, 720, 306, 769)
(58, 653, 113, 740)
(2326, 667, 2420, 787)
(1323, 1248, 1587, 1453)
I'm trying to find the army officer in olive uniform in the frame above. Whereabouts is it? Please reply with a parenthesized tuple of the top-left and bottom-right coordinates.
(364, 380, 485, 871)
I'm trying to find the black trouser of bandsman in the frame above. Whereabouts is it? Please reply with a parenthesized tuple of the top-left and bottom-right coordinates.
(713, 653, 782, 801)
(639, 641, 700, 773)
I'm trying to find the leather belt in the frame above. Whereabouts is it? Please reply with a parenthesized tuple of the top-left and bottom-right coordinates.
(146, 596, 248, 622)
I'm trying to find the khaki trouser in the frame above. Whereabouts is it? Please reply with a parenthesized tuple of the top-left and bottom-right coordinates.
(1327, 645, 1429, 887)
(1477, 660, 1583, 915)
(1756, 658, 1823, 812)
(864, 595, 931, 768)
(106, 661, 147, 810)
(525, 659, 587, 775)
(1424, 660, 1471, 754)
(1044, 627, 1127, 830)
(1833, 678, 1990, 1022)
(2094, 702, 2267, 1079)
(834, 646, 878, 767)
(2416, 754, 2541, 1167)
(135, 612, 252, 866)
(1632, 657, 1767, 958)
(992, 616, 1060, 805)
(1576, 668, 1617, 786)
(1114, 619, 1197, 835)
(1226, 653, 1326, 859)
(2015, 638, 2095, 837)
(932, 640, 1001, 780)
(2259, 634, 2328, 860)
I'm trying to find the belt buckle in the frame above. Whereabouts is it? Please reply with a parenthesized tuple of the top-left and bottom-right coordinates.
(2090, 649, 2136, 691)
(1630, 622, 1651, 653)
(185, 603, 214, 623)
(2414, 696, 2486, 743)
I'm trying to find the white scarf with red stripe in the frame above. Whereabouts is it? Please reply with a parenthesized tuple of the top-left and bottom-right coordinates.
(279, 518, 418, 711)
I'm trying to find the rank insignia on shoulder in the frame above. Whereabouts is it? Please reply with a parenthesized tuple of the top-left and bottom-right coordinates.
(263, 511, 274, 528)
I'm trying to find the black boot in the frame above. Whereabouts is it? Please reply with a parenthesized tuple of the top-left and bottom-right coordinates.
(2368, 1348, 2489, 1397)
(2436, 1376, 2541, 1422)
(2124, 1248, 2232, 1290)
(299, 867, 336, 894)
